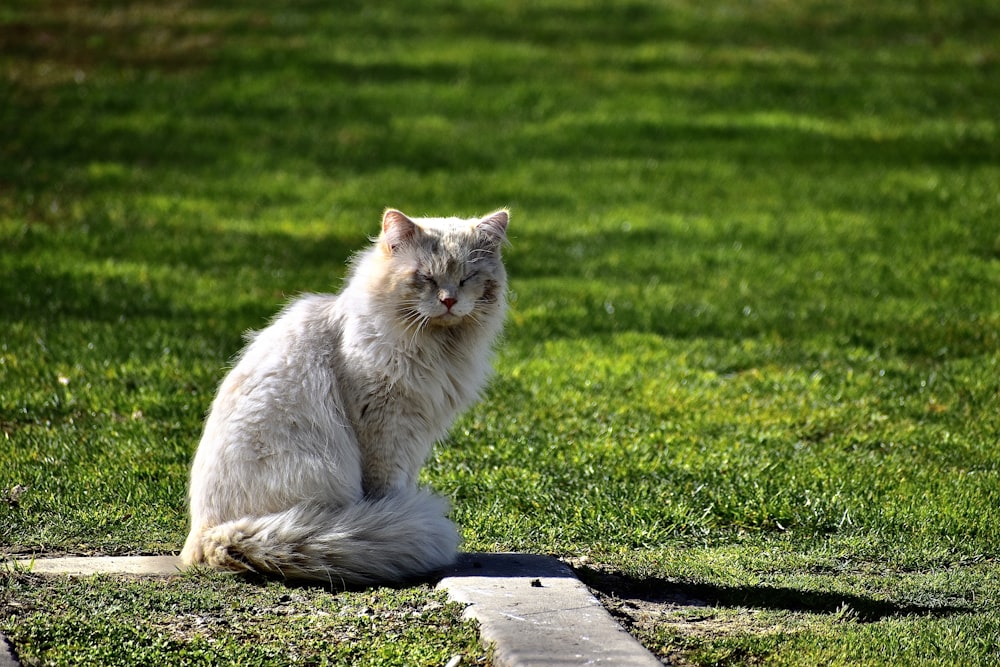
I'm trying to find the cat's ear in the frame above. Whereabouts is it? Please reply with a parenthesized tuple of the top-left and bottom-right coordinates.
(476, 209, 509, 247)
(381, 209, 418, 253)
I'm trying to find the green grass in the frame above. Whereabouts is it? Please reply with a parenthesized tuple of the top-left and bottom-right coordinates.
(0, 569, 487, 666)
(2, 0, 999, 664)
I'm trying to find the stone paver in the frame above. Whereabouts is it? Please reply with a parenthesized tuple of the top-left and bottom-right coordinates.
(0, 634, 19, 667)
(438, 552, 662, 666)
(7, 552, 663, 666)
(12, 555, 182, 576)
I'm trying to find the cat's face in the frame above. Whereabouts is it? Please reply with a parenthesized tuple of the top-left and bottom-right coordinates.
(379, 209, 508, 330)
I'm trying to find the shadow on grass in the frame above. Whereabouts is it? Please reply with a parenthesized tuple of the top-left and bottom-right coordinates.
(1, 224, 359, 326)
(5, 0, 997, 193)
(574, 564, 969, 623)
(503, 218, 999, 360)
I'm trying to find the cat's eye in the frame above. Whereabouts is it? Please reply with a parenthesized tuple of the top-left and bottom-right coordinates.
(415, 271, 435, 285)
(459, 271, 478, 286)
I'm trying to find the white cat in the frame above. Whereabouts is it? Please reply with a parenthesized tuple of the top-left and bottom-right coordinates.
(181, 208, 509, 585)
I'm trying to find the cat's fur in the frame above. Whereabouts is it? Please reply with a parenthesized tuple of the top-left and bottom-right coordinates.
(180, 208, 509, 585)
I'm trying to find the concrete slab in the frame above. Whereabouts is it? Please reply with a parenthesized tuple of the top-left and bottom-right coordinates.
(10, 555, 182, 577)
(437, 553, 663, 667)
(0, 633, 19, 667)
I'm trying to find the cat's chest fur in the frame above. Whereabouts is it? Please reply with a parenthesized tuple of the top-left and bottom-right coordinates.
(338, 306, 484, 434)
(325, 297, 491, 495)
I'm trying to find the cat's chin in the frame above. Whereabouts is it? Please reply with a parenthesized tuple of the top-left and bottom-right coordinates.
(428, 312, 464, 327)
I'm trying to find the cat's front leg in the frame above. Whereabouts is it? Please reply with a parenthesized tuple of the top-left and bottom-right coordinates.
(358, 427, 433, 498)
(180, 523, 206, 564)
(361, 464, 411, 498)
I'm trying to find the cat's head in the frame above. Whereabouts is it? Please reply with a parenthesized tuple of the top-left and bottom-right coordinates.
(364, 208, 509, 330)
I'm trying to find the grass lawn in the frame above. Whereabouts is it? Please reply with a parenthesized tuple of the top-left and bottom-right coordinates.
(2, 0, 999, 664)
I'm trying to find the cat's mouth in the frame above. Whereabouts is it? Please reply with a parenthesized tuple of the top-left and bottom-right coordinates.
(429, 311, 463, 327)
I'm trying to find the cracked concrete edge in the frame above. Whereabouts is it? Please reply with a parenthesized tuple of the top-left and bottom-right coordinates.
(437, 553, 663, 667)
(0, 633, 19, 667)
(6, 552, 663, 667)
(7, 555, 184, 577)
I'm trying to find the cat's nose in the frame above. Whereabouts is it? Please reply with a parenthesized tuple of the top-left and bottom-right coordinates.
(441, 296, 458, 310)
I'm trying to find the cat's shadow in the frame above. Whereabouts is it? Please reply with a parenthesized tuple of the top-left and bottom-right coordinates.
(571, 562, 969, 623)
(230, 551, 969, 623)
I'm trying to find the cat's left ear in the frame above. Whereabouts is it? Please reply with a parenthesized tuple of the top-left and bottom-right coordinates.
(381, 209, 418, 253)
(476, 209, 509, 248)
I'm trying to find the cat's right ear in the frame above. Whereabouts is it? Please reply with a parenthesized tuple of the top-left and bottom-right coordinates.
(476, 209, 509, 248)
(381, 209, 418, 254)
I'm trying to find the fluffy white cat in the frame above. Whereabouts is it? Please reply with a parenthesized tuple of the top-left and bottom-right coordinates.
(181, 208, 509, 585)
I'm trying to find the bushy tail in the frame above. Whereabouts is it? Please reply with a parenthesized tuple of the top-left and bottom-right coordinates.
(184, 489, 460, 586)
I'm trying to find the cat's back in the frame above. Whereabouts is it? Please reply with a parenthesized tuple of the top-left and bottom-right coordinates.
(244, 293, 339, 355)
(218, 293, 342, 403)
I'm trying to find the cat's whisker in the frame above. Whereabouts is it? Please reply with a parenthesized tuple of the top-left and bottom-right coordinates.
(468, 313, 489, 330)
(399, 309, 429, 336)
(401, 308, 429, 344)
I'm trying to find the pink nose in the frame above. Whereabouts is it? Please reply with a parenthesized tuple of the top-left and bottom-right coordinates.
(441, 297, 457, 310)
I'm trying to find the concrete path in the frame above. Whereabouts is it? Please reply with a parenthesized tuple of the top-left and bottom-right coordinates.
(12, 555, 182, 576)
(0, 635, 18, 667)
(438, 553, 662, 667)
(5, 552, 662, 666)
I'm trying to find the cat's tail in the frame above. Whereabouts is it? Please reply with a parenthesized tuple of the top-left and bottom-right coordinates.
(182, 489, 460, 586)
